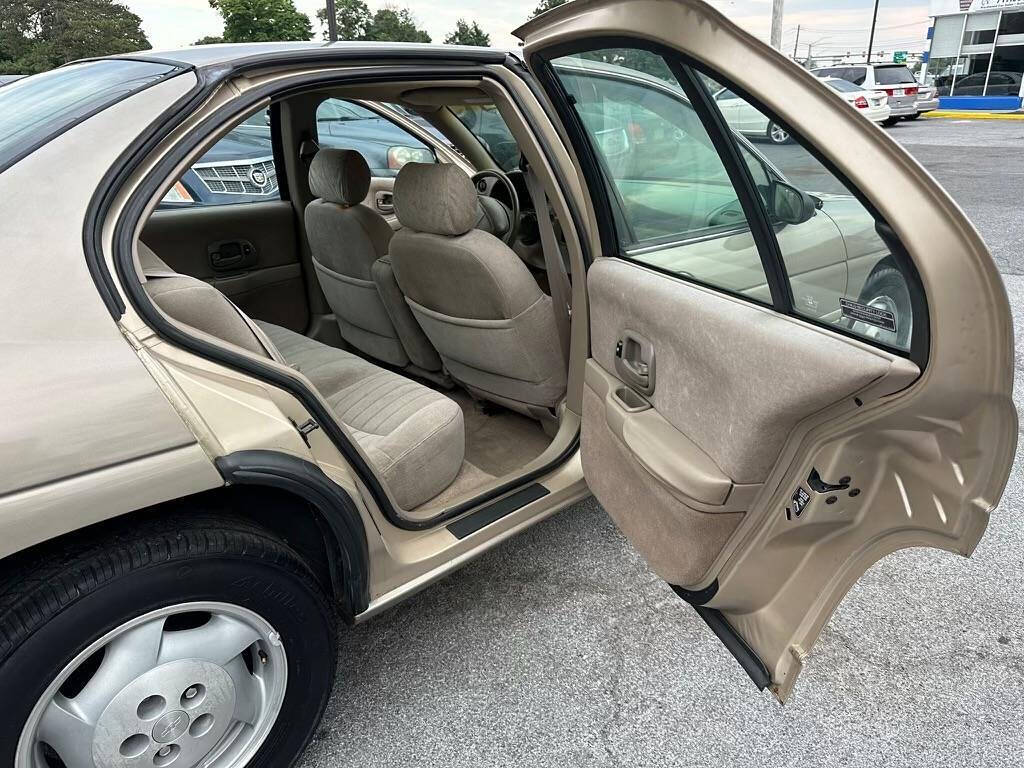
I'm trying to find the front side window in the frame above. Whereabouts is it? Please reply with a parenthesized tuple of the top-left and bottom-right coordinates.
(315, 98, 435, 177)
(160, 107, 279, 208)
(550, 44, 919, 352)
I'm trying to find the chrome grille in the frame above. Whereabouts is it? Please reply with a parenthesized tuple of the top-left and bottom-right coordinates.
(192, 156, 278, 196)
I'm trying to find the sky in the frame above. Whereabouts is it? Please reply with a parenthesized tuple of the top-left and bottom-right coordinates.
(123, 0, 937, 59)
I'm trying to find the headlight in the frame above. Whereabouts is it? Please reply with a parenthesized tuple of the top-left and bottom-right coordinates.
(387, 146, 435, 170)
(160, 180, 194, 204)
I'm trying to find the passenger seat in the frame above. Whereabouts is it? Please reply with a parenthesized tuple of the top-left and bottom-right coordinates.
(138, 243, 464, 509)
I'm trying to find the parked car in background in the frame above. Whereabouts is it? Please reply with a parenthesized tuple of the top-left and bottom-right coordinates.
(912, 83, 939, 118)
(821, 77, 891, 123)
(713, 86, 794, 143)
(162, 99, 439, 207)
(812, 63, 919, 125)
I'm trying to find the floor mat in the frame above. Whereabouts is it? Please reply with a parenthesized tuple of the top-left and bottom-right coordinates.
(449, 390, 554, 477)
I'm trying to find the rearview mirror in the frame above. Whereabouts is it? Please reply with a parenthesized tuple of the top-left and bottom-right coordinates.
(769, 180, 817, 225)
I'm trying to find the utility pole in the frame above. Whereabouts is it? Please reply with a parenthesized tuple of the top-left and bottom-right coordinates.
(792, 24, 801, 58)
(866, 0, 880, 63)
(770, 0, 784, 49)
(325, 0, 338, 42)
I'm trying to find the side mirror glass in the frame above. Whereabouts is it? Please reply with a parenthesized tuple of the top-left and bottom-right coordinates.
(770, 180, 817, 225)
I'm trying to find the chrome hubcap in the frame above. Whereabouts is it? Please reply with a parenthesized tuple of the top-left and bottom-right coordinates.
(16, 602, 287, 768)
(770, 124, 789, 143)
(854, 293, 908, 347)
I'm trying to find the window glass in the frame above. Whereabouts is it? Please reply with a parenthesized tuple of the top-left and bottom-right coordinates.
(812, 67, 844, 79)
(999, 10, 1024, 36)
(846, 67, 867, 85)
(0, 60, 177, 171)
(315, 98, 434, 177)
(988, 46, 1024, 95)
(824, 78, 863, 94)
(951, 54, 995, 95)
(873, 65, 916, 85)
(928, 56, 960, 95)
(160, 107, 280, 208)
(702, 76, 917, 351)
(551, 49, 769, 299)
(450, 104, 521, 171)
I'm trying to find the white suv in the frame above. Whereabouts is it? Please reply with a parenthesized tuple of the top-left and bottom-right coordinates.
(812, 63, 920, 125)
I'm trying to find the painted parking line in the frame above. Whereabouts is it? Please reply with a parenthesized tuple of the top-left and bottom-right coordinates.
(923, 111, 1024, 120)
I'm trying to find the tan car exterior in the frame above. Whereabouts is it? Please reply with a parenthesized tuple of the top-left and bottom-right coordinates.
(0, 1, 1016, 765)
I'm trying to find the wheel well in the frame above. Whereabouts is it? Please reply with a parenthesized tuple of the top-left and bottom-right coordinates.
(0, 484, 363, 622)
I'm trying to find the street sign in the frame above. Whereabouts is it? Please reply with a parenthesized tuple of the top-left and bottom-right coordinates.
(894, 50, 908, 63)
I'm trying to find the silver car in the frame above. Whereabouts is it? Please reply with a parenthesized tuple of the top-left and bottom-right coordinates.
(812, 63, 922, 124)
(0, 1, 1015, 766)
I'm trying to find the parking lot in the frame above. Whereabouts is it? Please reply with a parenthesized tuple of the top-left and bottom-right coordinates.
(299, 118, 1024, 768)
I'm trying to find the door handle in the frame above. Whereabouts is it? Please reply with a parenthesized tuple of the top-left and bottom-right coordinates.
(375, 191, 394, 213)
(614, 330, 656, 395)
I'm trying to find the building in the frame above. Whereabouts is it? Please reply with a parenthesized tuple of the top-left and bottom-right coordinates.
(927, 0, 1024, 109)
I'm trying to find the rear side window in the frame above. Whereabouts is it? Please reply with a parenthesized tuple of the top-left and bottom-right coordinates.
(0, 59, 178, 172)
(846, 67, 867, 85)
(873, 66, 916, 85)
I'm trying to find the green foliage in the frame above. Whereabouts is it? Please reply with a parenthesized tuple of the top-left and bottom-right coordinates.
(530, 0, 568, 18)
(193, 35, 225, 45)
(444, 19, 490, 47)
(0, 0, 150, 74)
(317, 2, 430, 43)
(209, 0, 312, 43)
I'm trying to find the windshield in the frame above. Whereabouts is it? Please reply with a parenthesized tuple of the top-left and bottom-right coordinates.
(0, 59, 178, 171)
(874, 65, 916, 85)
(825, 78, 862, 93)
(449, 104, 521, 172)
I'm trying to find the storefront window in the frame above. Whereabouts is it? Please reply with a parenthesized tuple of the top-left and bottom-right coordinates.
(929, 56, 959, 95)
(998, 10, 1024, 37)
(951, 53, 994, 95)
(988, 45, 1024, 95)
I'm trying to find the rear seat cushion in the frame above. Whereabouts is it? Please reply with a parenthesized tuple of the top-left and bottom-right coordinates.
(258, 321, 464, 508)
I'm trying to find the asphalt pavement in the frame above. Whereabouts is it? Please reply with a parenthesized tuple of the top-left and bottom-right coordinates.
(298, 118, 1024, 768)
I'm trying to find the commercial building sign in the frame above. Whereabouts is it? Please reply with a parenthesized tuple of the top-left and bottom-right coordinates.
(969, 0, 1024, 11)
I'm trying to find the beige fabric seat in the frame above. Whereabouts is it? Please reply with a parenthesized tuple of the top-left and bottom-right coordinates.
(139, 243, 463, 509)
(389, 163, 567, 416)
(305, 149, 442, 374)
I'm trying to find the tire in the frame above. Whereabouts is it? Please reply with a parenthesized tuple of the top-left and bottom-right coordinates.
(903, 113, 922, 120)
(882, 117, 899, 127)
(0, 514, 337, 768)
(853, 265, 913, 349)
(766, 121, 791, 144)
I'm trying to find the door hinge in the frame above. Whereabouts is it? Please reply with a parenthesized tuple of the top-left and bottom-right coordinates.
(294, 418, 320, 447)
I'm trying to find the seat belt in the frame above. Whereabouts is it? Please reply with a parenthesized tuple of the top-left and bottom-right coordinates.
(524, 166, 572, 365)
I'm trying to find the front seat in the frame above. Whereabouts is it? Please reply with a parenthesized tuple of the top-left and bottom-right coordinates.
(389, 162, 567, 418)
(305, 148, 443, 377)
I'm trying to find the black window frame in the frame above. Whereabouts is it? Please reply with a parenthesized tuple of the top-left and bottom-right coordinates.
(529, 37, 929, 368)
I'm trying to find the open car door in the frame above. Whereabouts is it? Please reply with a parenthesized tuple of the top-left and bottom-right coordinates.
(515, 0, 1016, 700)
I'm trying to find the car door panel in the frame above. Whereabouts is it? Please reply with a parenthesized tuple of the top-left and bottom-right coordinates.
(517, 0, 1015, 701)
(142, 200, 307, 331)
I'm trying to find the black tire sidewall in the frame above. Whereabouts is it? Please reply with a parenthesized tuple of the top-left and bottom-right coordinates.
(0, 554, 335, 768)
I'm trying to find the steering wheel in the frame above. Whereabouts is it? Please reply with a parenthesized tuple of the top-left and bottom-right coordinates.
(471, 169, 520, 246)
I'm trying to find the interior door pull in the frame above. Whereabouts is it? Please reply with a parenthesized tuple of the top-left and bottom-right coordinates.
(376, 191, 394, 213)
(614, 331, 656, 395)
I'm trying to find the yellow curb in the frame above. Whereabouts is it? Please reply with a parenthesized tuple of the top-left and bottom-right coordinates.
(923, 110, 1024, 120)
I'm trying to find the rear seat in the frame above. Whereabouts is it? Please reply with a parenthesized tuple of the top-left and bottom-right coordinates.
(138, 243, 464, 509)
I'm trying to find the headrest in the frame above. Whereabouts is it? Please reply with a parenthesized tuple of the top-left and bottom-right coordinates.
(309, 148, 371, 205)
(393, 163, 477, 236)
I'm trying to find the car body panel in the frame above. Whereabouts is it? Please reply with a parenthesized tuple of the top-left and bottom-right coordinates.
(518, 0, 1015, 700)
(0, 72, 217, 505)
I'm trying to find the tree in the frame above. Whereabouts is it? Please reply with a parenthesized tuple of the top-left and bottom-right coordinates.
(0, 0, 150, 75)
(209, 0, 312, 43)
(444, 19, 490, 47)
(193, 35, 225, 45)
(316, 2, 430, 43)
(530, 0, 568, 18)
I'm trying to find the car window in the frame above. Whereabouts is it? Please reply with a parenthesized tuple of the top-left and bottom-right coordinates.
(825, 78, 862, 94)
(702, 76, 918, 351)
(0, 59, 178, 171)
(813, 68, 843, 78)
(449, 104, 522, 172)
(716, 88, 739, 100)
(315, 98, 435, 177)
(551, 50, 769, 300)
(159, 107, 280, 208)
(873, 66, 916, 85)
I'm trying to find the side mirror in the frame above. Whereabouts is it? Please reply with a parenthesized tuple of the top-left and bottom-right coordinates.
(769, 180, 817, 225)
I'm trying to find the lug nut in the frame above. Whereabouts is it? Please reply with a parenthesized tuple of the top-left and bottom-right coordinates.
(157, 746, 172, 757)
(184, 687, 198, 700)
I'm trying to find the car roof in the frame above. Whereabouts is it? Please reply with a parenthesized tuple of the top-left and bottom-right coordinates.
(106, 41, 510, 70)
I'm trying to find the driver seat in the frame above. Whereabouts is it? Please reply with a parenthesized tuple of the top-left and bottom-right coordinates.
(389, 162, 567, 417)
(305, 148, 443, 377)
